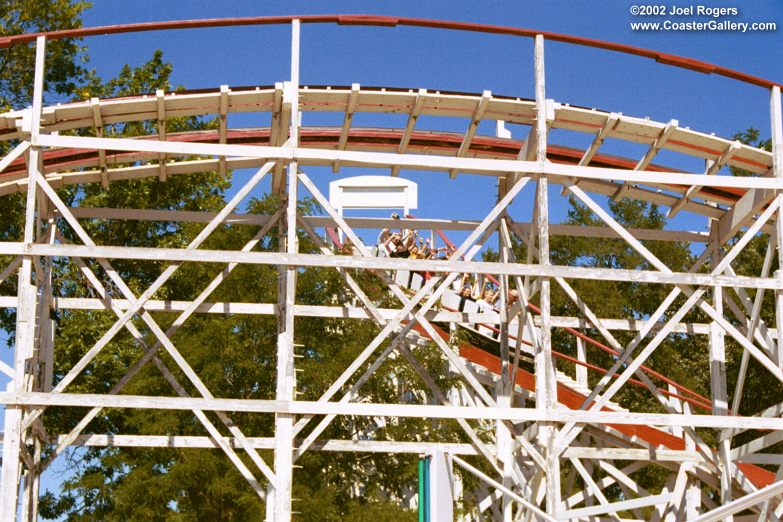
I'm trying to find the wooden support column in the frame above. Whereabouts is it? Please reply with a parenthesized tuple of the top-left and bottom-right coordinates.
(270, 19, 300, 522)
(20, 178, 54, 522)
(761, 85, 783, 522)
(156, 89, 167, 181)
(772, 86, 783, 371)
(575, 336, 587, 389)
(709, 221, 732, 515)
(497, 215, 513, 522)
(0, 35, 45, 522)
(89, 97, 108, 188)
(391, 88, 425, 177)
(218, 85, 229, 178)
(533, 34, 560, 518)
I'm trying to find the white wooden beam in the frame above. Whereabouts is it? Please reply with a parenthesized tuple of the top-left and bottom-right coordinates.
(772, 86, 783, 377)
(218, 84, 229, 177)
(272, 19, 300, 522)
(332, 82, 359, 173)
(90, 97, 109, 187)
(32, 133, 783, 190)
(452, 456, 557, 522)
(566, 112, 619, 194)
(1, 241, 780, 290)
(668, 141, 741, 218)
(690, 479, 783, 522)
(449, 90, 491, 178)
(0, 35, 45, 522)
(391, 88, 425, 177)
(156, 89, 167, 181)
(64, 206, 712, 242)
(612, 119, 678, 200)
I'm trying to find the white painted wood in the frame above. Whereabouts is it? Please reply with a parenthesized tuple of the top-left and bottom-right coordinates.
(429, 451, 454, 522)
(29, 163, 274, 401)
(156, 89, 167, 182)
(1, 86, 773, 178)
(272, 20, 301, 522)
(0, 33, 780, 519)
(690, 479, 783, 522)
(731, 230, 778, 417)
(449, 90, 491, 178)
(38, 216, 281, 479)
(1, 36, 45, 522)
(668, 141, 741, 218)
(559, 493, 672, 519)
(332, 82, 359, 173)
(328, 175, 417, 212)
(0, 383, 21, 522)
(563, 447, 699, 462)
(31, 133, 783, 190)
(0, 141, 30, 175)
(5, 241, 779, 291)
(7, 391, 783, 429)
(64, 206, 711, 242)
(772, 88, 783, 380)
(218, 85, 229, 177)
(709, 222, 733, 514)
(391, 88, 425, 177)
(452, 456, 557, 522)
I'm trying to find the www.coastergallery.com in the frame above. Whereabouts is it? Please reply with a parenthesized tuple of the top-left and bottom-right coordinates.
(631, 19, 776, 32)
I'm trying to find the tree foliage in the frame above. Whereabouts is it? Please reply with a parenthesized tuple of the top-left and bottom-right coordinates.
(2, 3, 782, 519)
(0, 0, 90, 111)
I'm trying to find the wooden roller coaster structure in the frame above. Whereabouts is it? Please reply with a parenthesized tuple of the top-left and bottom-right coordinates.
(0, 15, 782, 521)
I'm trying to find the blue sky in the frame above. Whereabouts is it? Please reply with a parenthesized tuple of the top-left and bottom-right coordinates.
(3, 0, 783, 515)
(74, 0, 783, 235)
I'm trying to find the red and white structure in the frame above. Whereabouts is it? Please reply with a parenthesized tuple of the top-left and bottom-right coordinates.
(0, 15, 782, 521)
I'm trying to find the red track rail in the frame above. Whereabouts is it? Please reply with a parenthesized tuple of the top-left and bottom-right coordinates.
(415, 321, 775, 489)
(0, 15, 780, 89)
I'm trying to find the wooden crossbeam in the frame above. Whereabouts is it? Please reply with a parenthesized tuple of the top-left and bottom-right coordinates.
(218, 85, 229, 177)
(449, 90, 491, 178)
(90, 97, 108, 188)
(332, 83, 360, 173)
(520, 99, 556, 163)
(580, 113, 619, 167)
(156, 89, 167, 182)
(612, 119, 678, 201)
(392, 88, 426, 177)
(668, 140, 741, 218)
(563, 112, 619, 195)
(270, 82, 290, 194)
(716, 186, 776, 245)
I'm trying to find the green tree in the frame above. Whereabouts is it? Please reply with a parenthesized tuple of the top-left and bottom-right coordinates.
(12, 19, 439, 520)
(0, 0, 90, 112)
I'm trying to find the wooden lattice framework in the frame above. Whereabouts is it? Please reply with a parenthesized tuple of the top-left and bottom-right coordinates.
(0, 16, 782, 521)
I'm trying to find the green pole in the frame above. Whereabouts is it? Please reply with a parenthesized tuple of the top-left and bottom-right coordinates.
(418, 457, 426, 522)
(423, 456, 431, 522)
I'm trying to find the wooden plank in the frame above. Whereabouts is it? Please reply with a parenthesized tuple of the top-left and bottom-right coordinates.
(156, 89, 167, 182)
(1, 241, 781, 290)
(449, 90, 491, 178)
(0, 36, 45, 522)
(690, 479, 783, 522)
(218, 85, 229, 177)
(668, 141, 741, 218)
(613, 119, 678, 200)
(33, 133, 783, 190)
(90, 97, 109, 187)
(65, 206, 711, 242)
(331, 83, 360, 173)
(559, 493, 671, 519)
(0, 85, 771, 177)
(390, 88, 425, 176)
